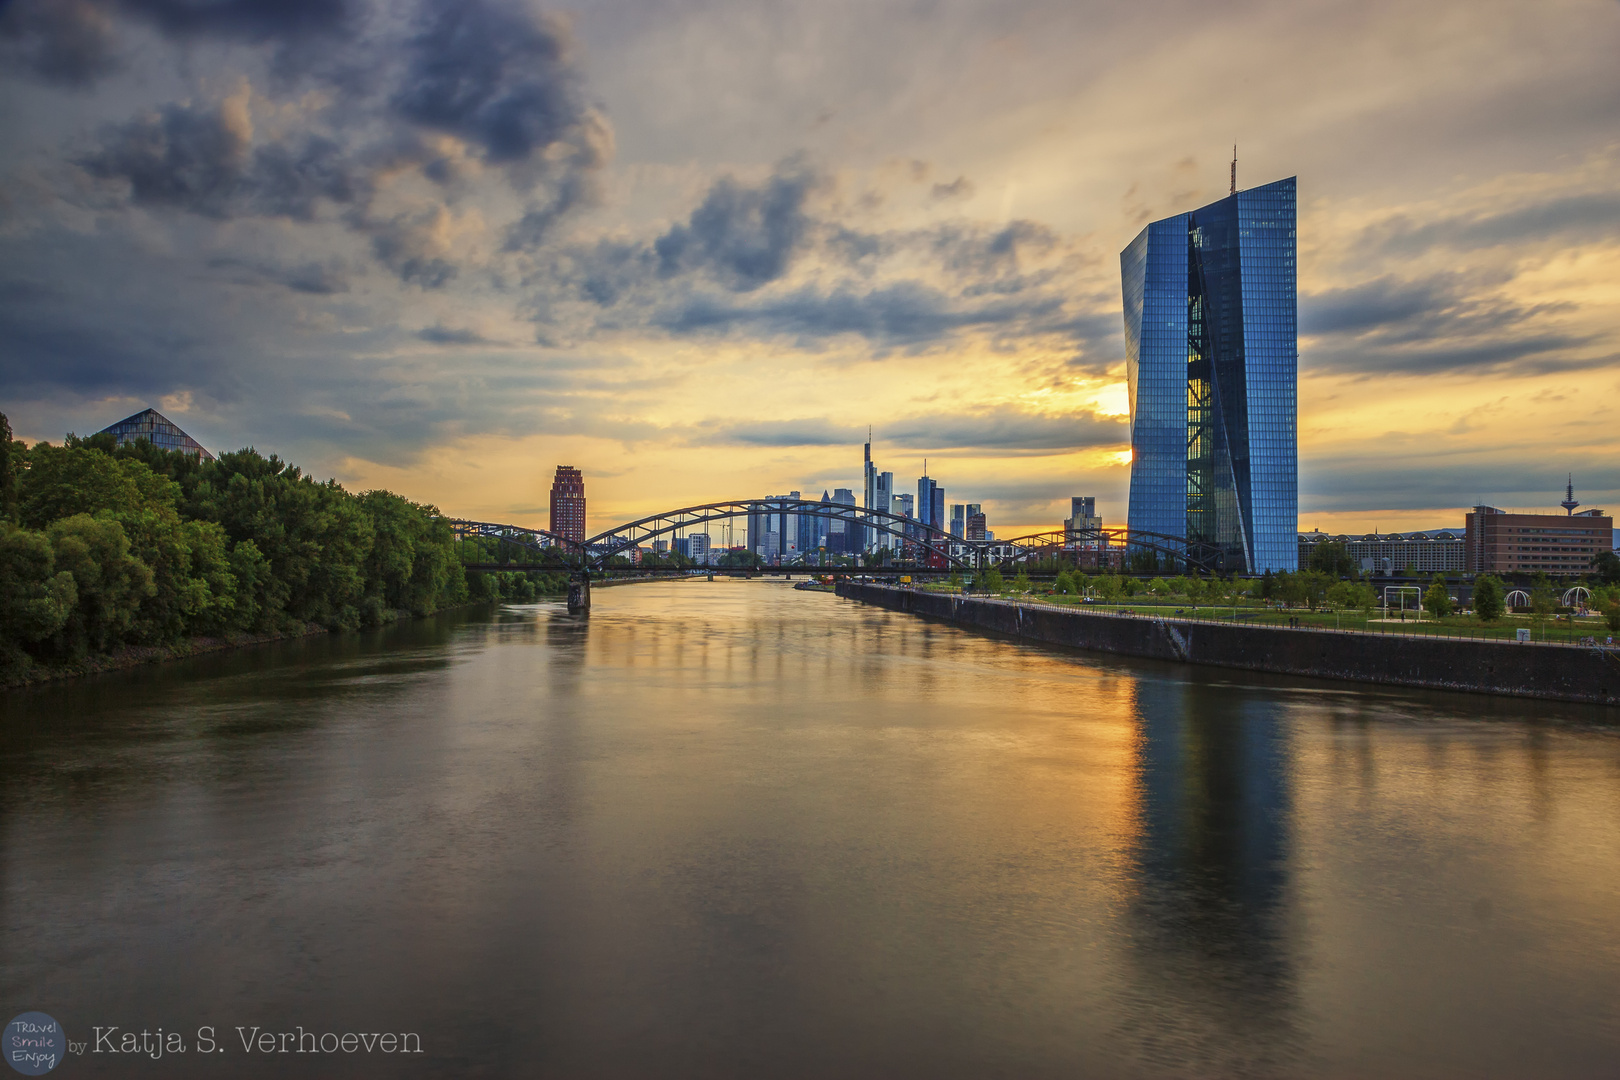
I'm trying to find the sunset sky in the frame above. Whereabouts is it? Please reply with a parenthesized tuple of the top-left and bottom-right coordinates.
(3, 0, 1618, 539)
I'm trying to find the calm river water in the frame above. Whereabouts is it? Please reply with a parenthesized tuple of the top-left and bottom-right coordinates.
(3, 581, 1619, 1078)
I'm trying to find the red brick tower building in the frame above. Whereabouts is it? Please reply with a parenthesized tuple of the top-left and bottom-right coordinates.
(549, 465, 586, 542)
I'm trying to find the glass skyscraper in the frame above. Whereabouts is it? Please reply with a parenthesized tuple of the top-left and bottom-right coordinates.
(1120, 176, 1298, 573)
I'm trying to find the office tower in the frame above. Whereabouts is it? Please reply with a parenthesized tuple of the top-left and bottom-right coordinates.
(97, 407, 215, 460)
(917, 466, 944, 533)
(749, 492, 800, 563)
(964, 502, 981, 523)
(950, 504, 965, 538)
(1064, 496, 1102, 538)
(688, 533, 711, 562)
(1121, 175, 1297, 572)
(873, 471, 894, 551)
(549, 465, 587, 542)
(966, 513, 986, 541)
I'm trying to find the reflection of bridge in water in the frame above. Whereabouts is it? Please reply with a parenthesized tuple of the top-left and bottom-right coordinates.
(446, 498, 1226, 611)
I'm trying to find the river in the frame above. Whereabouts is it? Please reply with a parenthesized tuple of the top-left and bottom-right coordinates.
(3, 580, 1618, 1077)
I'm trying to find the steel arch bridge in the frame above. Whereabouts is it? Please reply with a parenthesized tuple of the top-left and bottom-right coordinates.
(446, 500, 1226, 578)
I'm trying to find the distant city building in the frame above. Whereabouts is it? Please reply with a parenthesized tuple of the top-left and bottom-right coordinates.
(1465, 490, 1611, 576)
(949, 503, 965, 539)
(749, 492, 801, 563)
(96, 407, 214, 460)
(917, 471, 942, 534)
(966, 513, 986, 541)
(549, 465, 586, 542)
(861, 435, 894, 554)
(1064, 496, 1101, 541)
(1298, 529, 1465, 574)
(685, 533, 711, 562)
(1122, 175, 1298, 573)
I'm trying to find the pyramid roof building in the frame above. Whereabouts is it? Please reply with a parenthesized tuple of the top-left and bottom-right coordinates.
(96, 408, 215, 461)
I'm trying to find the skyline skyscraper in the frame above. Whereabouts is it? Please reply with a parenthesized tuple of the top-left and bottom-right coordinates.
(549, 465, 587, 542)
(1121, 175, 1298, 573)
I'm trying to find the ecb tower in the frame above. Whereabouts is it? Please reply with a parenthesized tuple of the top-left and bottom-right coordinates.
(1121, 175, 1298, 573)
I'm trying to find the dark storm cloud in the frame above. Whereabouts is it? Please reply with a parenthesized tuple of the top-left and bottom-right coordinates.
(79, 101, 365, 219)
(79, 100, 250, 216)
(1370, 192, 1620, 254)
(0, 0, 360, 88)
(1301, 271, 1594, 376)
(391, 0, 586, 166)
(206, 255, 350, 294)
(0, 0, 119, 85)
(1301, 454, 1619, 514)
(709, 408, 1124, 453)
(886, 409, 1125, 452)
(54, 0, 607, 288)
(657, 281, 1065, 347)
(653, 159, 818, 291)
(416, 325, 489, 344)
(116, 0, 357, 41)
(531, 162, 1101, 356)
(1300, 276, 1452, 337)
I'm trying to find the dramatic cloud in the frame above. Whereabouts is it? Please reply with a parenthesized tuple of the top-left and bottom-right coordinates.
(3, 0, 1618, 531)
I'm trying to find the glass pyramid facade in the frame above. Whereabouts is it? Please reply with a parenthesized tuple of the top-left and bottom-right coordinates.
(1121, 176, 1297, 573)
(97, 408, 215, 461)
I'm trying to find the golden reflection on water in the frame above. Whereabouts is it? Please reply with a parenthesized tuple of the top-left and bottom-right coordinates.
(1, 579, 1618, 1078)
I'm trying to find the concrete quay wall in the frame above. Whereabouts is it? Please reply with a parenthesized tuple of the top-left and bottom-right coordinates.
(835, 583, 1620, 707)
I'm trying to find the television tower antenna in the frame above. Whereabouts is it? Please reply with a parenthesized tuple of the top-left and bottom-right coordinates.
(1561, 475, 1580, 515)
(1230, 145, 1237, 196)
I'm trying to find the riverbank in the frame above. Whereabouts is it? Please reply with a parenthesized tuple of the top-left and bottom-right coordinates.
(837, 582, 1620, 706)
(0, 623, 331, 690)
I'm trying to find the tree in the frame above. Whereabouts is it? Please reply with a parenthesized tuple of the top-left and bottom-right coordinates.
(1602, 602, 1620, 634)
(1259, 568, 1275, 600)
(1472, 574, 1506, 622)
(1423, 574, 1453, 619)
(1053, 570, 1075, 596)
(0, 524, 76, 648)
(1309, 540, 1357, 578)
(0, 413, 17, 521)
(1012, 569, 1032, 594)
(1593, 550, 1620, 586)
(47, 514, 156, 655)
(1530, 573, 1557, 620)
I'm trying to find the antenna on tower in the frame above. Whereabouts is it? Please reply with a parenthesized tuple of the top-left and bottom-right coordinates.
(1230, 145, 1237, 196)
(1561, 474, 1580, 516)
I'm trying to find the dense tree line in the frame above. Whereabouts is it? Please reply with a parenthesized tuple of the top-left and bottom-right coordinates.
(0, 414, 559, 676)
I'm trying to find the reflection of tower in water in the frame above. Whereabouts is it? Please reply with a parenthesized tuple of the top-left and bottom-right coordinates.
(1117, 677, 1301, 1075)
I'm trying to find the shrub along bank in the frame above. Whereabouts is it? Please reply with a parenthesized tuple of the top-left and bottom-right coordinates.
(0, 415, 561, 685)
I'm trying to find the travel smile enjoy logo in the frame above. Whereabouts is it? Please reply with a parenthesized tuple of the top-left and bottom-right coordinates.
(4, 1013, 65, 1076)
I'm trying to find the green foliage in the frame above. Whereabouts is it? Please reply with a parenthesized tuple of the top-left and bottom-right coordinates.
(1422, 574, 1453, 619)
(1273, 569, 1333, 610)
(1593, 550, 1620, 586)
(47, 514, 156, 654)
(0, 524, 77, 645)
(971, 564, 1004, 593)
(1530, 573, 1557, 619)
(947, 569, 963, 590)
(0, 413, 17, 521)
(2, 433, 471, 665)
(1012, 569, 1032, 594)
(1604, 603, 1620, 634)
(1095, 574, 1124, 602)
(1472, 574, 1506, 622)
(1258, 569, 1275, 600)
(1146, 577, 1169, 596)
(1308, 540, 1357, 578)
(1053, 570, 1076, 596)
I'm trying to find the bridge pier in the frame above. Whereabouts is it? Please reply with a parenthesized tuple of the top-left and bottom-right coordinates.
(567, 577, 591, 614)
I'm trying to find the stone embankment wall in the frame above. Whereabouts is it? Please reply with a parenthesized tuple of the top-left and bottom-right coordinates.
(835, 583, 1620, 706)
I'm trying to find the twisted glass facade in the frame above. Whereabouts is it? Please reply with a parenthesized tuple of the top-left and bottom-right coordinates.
(1121, 177, 1297, 573)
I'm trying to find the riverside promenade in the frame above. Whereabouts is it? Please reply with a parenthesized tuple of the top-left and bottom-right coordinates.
(837, 582, 1620, 706)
